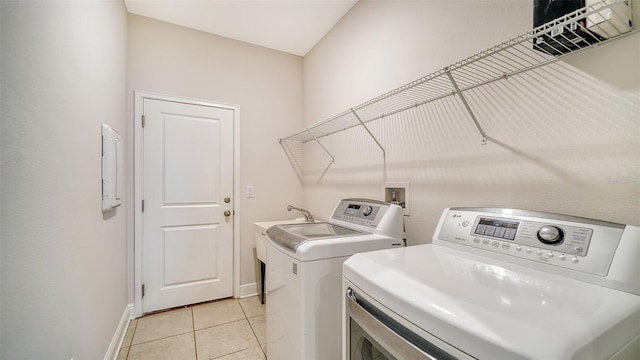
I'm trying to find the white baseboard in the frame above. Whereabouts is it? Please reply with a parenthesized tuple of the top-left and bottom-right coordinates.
(104, 303, 134, 360)
(239, 282, 259, 298)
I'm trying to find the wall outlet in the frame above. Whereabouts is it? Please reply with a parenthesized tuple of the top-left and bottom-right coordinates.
(247, 185, 255, 198)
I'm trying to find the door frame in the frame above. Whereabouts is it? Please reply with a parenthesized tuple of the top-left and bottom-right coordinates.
(133, 90, 241, 317)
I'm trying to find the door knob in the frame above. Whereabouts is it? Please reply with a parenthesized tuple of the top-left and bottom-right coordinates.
(224, 210, 231, 217)
(224, 197, 231, 203)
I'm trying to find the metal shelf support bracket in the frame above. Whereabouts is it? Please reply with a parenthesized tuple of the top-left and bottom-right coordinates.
(352, 109, 386, 158)
(445, 67, 488, 145)
(279, 138, 304, 183)
(306, 128, 335, 182)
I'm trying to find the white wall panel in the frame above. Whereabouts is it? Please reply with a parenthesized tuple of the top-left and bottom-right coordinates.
(1, 1, 128, 358)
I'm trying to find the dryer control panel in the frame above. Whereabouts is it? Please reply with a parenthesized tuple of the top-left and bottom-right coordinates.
(434, 208, 625, 277)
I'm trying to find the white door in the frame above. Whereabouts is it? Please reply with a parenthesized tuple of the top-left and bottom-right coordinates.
(142, 98, 234, 313)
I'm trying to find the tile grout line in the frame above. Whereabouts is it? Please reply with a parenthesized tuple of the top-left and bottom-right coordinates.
(253, 297, 268, 359)
(238, 298, 249, 319)
(240, 298, 267, 359)
(197, 298, 260, 360)
(124, 319, 139, 360)
(120, 345, 130, 360)
(237, 299, 263, 356)
(210, 346, 265, 360)
(129, 330, 195, 347)
(195, 318, 250, 332)
(191, 306, 198, 360)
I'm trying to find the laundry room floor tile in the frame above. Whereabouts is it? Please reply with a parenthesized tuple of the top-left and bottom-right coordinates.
(121, 319, 138, 347)
(247, 315, 266, 345)
(195, 319, 259, 359)
(127, 333, 195, 360)
(131, 307, 193, 345)
(239, 296, 265, 318)
(193, 298, 246, 330)
(118, 296, 266, 360)
(214, 345, 266, 360)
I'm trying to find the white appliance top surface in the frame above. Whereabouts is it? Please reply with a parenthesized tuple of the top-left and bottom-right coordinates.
(267, 227, 401, 262)
(343, 244, 640, 360)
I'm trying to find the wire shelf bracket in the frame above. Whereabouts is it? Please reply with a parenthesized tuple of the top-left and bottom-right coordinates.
(352, 109, 387, 158)
(279, 138, 304, 183)
(445, 67, 488, 145)
(307, 128, 335, 183)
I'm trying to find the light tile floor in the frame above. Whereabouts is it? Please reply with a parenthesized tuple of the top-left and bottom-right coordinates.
(117, 296, 267, 360)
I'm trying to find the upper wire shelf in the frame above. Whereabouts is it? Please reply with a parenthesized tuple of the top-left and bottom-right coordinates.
(280, 0, 635, 144)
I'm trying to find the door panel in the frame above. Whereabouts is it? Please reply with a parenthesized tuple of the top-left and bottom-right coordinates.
(142, 98, 234, 313)
(163, 225, 220, 286)
(163, 115, 220, 204)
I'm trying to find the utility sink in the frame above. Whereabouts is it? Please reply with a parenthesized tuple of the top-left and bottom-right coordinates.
(267, 222, 364, 251)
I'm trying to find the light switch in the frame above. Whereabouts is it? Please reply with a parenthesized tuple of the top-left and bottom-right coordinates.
(247, 185, 255, 198)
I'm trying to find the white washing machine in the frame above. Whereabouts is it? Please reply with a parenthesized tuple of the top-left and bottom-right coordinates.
(266, 199, 405, 360)
(343, 207, 640, 360)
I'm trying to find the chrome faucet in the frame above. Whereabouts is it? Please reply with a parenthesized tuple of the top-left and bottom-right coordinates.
(287, 205, 314, 222)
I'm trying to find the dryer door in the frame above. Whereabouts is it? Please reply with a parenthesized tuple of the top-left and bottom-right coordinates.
(345, 287, 474, 360)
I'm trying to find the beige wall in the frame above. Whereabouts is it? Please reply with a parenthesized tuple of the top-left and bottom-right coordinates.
(126, 14, 304, 298)
(1, 1, 128, 358)
(301, 0, 640, 245)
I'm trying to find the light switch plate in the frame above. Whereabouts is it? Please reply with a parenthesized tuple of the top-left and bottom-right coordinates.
(247, 185, 255, 198)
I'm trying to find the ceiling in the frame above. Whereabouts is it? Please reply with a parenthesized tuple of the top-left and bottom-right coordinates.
(124, 0, 359, 56)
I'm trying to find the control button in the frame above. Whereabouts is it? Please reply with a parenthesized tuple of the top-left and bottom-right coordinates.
(484, 226, 496, 237)
(548, 252, 554, 258)
(462, 221, 469, 227)
(473, 238, 480, 244)
(501, 243, 510, 250)
(571, 257, 579, 264)
(482, 239, 490, 245)
(362, 206, 373, 216)
(574, 246, 583, 253)
(526, 247, 532, 254)
(537, 225, 564, 244)
(491, 241, 500, 247)
(559, 254, 566, 261)
(536, 249, 543, 256)
(515, 246, 522, 251)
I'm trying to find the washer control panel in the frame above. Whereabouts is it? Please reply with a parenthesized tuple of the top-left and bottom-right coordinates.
(435, 208, 625, 277)
(332, 199, 388, 229)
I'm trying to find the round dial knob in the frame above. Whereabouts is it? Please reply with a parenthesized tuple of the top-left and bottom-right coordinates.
(362, 206, 373, 216)
(537, 225, 564, 244)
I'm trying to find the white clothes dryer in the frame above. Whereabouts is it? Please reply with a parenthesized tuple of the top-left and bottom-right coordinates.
(343, 207, 640, 360)
(266, 199, 404, 360)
